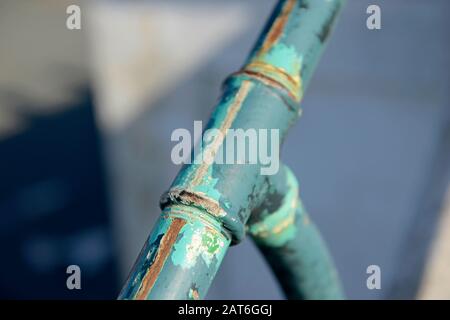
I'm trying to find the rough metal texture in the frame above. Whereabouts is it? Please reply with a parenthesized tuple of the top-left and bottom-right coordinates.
(118, 205, 229, 299)
(119, 0, 345, 300)
(248, 166, 344, 299)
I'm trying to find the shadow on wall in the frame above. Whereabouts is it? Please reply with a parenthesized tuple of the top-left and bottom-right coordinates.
(0, 89, 119, 299)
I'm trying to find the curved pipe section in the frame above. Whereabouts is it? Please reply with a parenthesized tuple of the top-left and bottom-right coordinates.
(248, 166, 344, 299)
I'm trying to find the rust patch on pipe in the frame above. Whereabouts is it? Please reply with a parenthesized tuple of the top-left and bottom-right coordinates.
(240, 0, 303, 102)
(191, 80, 253, 185)
(236, 62, 302, 104)
(259, 0, 296, 54)
(245, 61, 300, 92)
(134, 218, 186, 299)
(161, 189, 226, 218)
(235, 70, 288, 94)
(191, 289, 200, 300)
(188, 284, 200, 300)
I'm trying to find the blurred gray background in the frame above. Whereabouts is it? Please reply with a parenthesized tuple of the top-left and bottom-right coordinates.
(0, 0, 449, 299)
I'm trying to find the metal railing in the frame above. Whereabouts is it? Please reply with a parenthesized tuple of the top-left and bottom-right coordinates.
(118, 0, 346, 300)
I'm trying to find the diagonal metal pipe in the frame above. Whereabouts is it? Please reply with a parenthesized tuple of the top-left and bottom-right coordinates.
(118, 0, 345, 300)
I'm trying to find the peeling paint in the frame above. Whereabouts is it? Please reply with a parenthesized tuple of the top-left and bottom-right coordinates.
(249, 167, 299, 247)
(119, 0, 346, 300)
(119, 205, 230, 300)
(172, 219, 227, 269)
(242, 0, 303, 102)
(259, 0, 296, 55)
(191, 81, 253, 186)
(188, 285, 200, 300)
(135, 217, 186, 299)
(248, 165, 344, 299)
(160, 188, 227, 218)
(245, 41, 303, 102)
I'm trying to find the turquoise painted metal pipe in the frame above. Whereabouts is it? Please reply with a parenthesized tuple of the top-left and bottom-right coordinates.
(118, 0, 345, 300)
(248, 166, 344, 299)
(118, 205, 230, 300)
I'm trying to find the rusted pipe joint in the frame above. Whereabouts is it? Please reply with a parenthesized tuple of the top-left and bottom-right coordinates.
(160, 189, 237, 244)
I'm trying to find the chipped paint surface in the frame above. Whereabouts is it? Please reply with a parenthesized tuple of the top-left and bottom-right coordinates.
(118, 205, 230, 300)
(160, 188, 227, 218)
(163, 1, 345, 246)
(119, 0, 346, 300)
(171, 218, 227, 269)
(191, 81, 253, 186)
(134, 217, 186, 299)
(248, 166, 344, 299)
(249, 167, 299, 247)
(245, 43, 303, 102)
(259, 0, 297, 55)
(188, 286, 200, 300)
(240, 0, 345, 103)
(243, 0, 301, 101)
